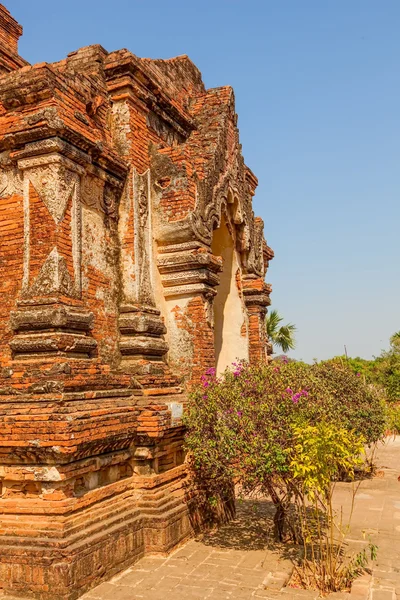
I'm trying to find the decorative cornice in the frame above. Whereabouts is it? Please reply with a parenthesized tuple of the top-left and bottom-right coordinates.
(242, 276, 272, 308)
(157, 247, 222, 298)
(13, 137, 91, 168)
(10, 332, 98, 359)
(10, 305, 94, 334)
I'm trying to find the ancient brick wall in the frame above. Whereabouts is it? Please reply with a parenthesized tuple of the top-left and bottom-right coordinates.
(0, 4, 28, 73)
(0, 4, 273, 598)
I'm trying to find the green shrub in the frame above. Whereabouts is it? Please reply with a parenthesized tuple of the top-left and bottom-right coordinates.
(333, 355, 380, 383)
(312, 359, 387, 444)
(387, 404, 400, 434)
(290, 420, 364, 498)
(331, 331, 400, 404)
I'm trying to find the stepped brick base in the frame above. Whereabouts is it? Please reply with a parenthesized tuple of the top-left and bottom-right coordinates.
(0, 462, 198, 600)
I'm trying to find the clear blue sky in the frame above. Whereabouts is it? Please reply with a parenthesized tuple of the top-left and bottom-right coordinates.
(11, 0, 399, 363)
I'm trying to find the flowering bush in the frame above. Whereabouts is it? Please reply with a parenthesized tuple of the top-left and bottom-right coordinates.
(185, 359, 387, 592)
(184, 360, 387, 540)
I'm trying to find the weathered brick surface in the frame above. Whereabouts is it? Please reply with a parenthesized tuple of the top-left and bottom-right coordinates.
(0, 4, 273, 598)
(0, 4, 28, 74)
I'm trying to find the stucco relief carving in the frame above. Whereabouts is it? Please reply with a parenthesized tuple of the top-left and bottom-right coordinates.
(102, 183, 119, 217)
(81, 174, 121, 218)
(133, 170, 155, 307)
(81, 174, 104, 211)
(27, 247, 74, 298)
(25, 162, 76, 224)
(18, 155, 83, 299)
(0, 152, 23, 197)
(204, 290, 216, 328)
(248, 218, 265, 277)
(111, 100, 131, 156)
(118, 169, 169, 365)
(151, 121, 265, 279)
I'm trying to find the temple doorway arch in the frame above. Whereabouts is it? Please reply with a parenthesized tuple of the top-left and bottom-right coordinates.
(211, 214, 249, 374)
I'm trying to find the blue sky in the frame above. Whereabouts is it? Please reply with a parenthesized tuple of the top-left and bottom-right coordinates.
(11, 0, 399, 362)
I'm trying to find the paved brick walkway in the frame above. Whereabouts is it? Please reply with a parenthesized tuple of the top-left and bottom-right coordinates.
(15, 436, 382, 600)
(83, 544, 291, 600)
(350, 437, 400, 600)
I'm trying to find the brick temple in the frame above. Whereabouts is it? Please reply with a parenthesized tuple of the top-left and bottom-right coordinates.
(0, 4, 273, 598)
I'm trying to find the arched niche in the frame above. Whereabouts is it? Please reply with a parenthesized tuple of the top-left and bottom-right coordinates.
(211, 213, 249, 374)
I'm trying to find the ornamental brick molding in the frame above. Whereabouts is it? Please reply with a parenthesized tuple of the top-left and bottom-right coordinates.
(0, 5, 273, 598)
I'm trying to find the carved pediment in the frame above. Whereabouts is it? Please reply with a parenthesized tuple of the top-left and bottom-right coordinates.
(150, 96, 268, 278)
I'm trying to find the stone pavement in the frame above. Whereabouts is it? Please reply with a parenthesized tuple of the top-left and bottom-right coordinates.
(341, 436, 400, 600)
(81, 436, 400, 600)
(82, 494, 296, 600)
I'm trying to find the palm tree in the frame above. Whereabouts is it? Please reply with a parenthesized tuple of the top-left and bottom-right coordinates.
(266, 309, 296, 354)
(390, 331, 400, 352)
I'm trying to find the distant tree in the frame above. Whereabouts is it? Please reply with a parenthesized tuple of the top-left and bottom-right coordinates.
(330, 331, 400, 403)
(335, 355, 378, 383)
(273, 354, 298, 363)
(375, 331, 400, 402)
(266, 309, 296, 354)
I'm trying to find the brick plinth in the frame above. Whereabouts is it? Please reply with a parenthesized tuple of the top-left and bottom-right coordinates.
(0, 461, 196, 599)
(0, 394, 201, 600)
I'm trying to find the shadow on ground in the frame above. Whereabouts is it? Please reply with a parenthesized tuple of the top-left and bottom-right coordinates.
(198, 497, 298, 563)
